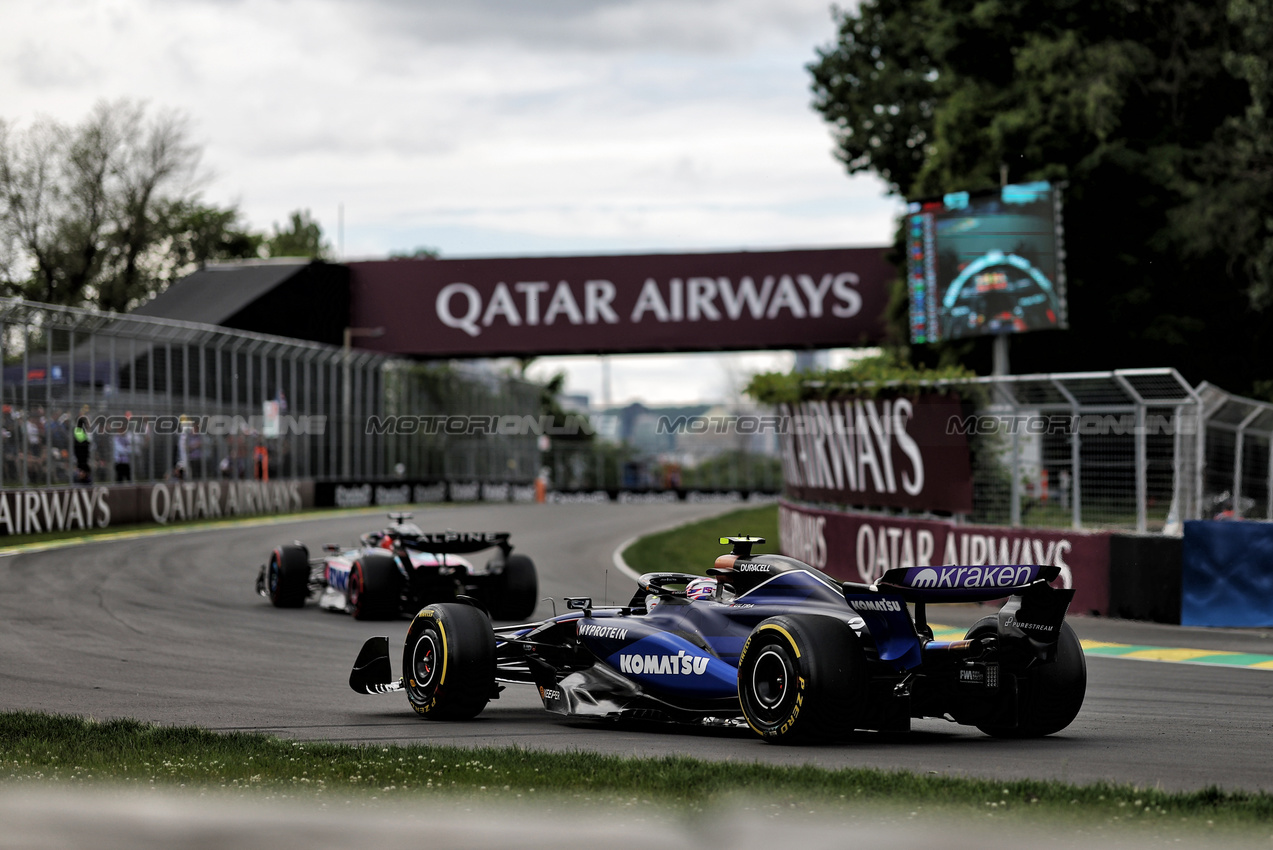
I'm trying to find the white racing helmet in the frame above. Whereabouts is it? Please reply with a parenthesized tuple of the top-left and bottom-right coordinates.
(685, 577, 716, 601)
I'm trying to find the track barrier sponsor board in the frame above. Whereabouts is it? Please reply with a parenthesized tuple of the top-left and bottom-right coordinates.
(0, 480, 315, 536)
(778, 500, 1111, 615)
(777, 395, 974, 514)
(1182, 520, 1273, 627)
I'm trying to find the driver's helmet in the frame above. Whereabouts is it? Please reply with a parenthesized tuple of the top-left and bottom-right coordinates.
(685, 577, 716, 601)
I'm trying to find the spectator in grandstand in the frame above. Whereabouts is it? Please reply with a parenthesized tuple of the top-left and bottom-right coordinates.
(113, 412, 139, 482)
(73, 417, 92, 484)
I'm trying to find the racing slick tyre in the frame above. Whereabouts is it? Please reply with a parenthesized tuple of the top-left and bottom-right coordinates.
(966, 616, 1087, 738)
(403, 603, 496, 720)
(349, 551, 405, 621)
(737, 614, 867, 743)
(488, 554, 538, 621)
(267, 544, 309, 608)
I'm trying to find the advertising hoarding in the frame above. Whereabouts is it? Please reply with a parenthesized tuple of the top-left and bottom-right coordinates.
(779, 500, 1110, 615)
(777, 394, 974, 514)
(349, 247, 892, 357)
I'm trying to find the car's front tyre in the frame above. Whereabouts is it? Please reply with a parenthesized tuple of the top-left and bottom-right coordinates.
(403, 603, 496, 720)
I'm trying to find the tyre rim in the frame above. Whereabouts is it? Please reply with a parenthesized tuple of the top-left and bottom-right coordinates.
(350, 565, 362, 607)
(268, 558, 279, 594)
(751, 647, 791, 712)
(412, 632, 440, 689)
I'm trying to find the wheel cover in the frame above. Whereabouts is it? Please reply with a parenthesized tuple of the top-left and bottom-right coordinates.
(412, 632, 441, 690)
(750, 646, 793, 719)
(267, 557, 279, 594)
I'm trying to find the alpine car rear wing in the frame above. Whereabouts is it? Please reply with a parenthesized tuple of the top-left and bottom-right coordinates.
(397, 531, 513, 556)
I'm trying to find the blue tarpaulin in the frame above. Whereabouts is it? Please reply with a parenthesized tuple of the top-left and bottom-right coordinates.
(1182, 520, 1273, 627)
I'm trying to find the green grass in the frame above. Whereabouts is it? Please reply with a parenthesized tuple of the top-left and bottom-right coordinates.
(2, 712, 1271, 838)
(621, 504, 780, 577)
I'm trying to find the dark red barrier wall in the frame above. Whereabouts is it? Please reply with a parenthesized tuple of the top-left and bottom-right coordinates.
(778, 500, 1111, 615)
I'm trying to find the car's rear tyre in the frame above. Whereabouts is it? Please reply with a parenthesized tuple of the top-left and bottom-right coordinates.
(487, 554, 538, 621)
(404, 603, 496, 720)
(967, 616, 1087, 738)
(267, 544, 309, 608)
(737, 614, 867, 743)
(349, 551, 404, 620)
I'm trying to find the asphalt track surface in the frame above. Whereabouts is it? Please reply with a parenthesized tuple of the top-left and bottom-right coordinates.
(3, 503, 1273, 795)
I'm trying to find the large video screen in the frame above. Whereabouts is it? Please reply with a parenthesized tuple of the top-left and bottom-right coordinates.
(907, 181, 1067, 344)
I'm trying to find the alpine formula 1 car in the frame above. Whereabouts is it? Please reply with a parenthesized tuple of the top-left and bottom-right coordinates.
(349, 535, 1085, 742)
(256, 513, 538, 621)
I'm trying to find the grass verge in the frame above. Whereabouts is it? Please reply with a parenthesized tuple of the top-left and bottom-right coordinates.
(621, 504, 779, 576)
(1, 711, 1271, 838)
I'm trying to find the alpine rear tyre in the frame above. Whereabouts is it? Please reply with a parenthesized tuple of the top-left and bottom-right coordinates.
(967, 616, 1087, 738)
(737, 614, 867, 743)
(267, 544, 309, 608)
(404, 603, 496, 720)
(488, 554, 538, 621)
(349, 551, 404, 620)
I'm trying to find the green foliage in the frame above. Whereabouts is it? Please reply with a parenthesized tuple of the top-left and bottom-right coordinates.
(5, 710, 1273, 837)
(808, 0, 1273, 395)
(680, 451, 784, 491)
(0, 100, 277, 311)
(265, 209, 329, 260)
(389, 246, 440, 260)
(744, 352, 977, 404)
(622, 505, 780, 577)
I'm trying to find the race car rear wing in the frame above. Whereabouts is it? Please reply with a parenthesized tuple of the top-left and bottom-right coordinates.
(397, 531, 513, 556)
(851, 563, 1075, 664)
(873, 564, 1061, 603)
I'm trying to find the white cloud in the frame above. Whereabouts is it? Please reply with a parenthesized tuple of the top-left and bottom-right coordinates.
(0, 0, 894, 403)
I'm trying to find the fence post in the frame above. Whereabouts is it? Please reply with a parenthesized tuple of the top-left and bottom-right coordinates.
(1233, 407, 1261, 519)
(1266, 432, 1273, 522)
(1010, 423, 1021, 527)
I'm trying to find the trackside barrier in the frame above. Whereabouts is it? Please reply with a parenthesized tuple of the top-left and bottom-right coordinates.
(777, 500, 1111, 615)
(0, 480, 315, 536)
(1107, 534, 1182, 624)
(1182, 520, 1273, 627)
(313, 480, 780, 508)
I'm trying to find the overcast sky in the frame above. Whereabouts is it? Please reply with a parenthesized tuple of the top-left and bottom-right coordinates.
(1, 0, 899, 404)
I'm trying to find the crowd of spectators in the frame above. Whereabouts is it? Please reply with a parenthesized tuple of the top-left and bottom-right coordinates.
(0, 405, 275, 487)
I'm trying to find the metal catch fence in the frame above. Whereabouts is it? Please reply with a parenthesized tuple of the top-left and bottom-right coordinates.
(0, 298, 538, 488)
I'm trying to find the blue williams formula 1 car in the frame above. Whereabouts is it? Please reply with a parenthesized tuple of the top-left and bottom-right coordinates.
(349, 536, 1085, 742)
(256, 513, 538, 621)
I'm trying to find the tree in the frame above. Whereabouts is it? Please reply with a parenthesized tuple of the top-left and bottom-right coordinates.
(265, 209, 329, 259)
(808, 0, 1273, 395)
(0, 99, 204, 311)
(148, 199, 264, 285)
